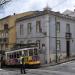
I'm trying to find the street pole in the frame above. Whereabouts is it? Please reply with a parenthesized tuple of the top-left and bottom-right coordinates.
(0, 44, 2, 68)
(1, 44, 2, 68)
(0, 54, 1, 68)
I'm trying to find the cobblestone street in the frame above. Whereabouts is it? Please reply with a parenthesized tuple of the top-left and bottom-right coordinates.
(1, 61, 75, 75)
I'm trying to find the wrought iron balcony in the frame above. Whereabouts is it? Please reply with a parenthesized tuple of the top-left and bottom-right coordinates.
(0, 38, 8, 44)
(1, 32, 8, 38)
(65, 32, 72, 39)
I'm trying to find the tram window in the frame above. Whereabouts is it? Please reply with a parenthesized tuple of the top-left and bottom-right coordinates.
(24, 50, 28, 56)
(16, 52, 19, 58)
(12, 54, 13, 58)
(7, 53, 10, 59)
(7, 54, 9, 57)
(29, 49, 33, 56)
(19, 51, 22, 56)
(13, 53, 14, 58)
(9, 54, 12, 59)
(13, 52, 16, 58)
(9, 54, 11, 59)
(17, 51, 22, 57)
(34, 48, 38, 55)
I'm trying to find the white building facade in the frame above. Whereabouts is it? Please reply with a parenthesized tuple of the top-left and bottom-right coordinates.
(16, 9, 75, 64)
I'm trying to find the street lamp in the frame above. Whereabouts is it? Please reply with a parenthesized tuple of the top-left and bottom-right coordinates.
(0, 43, 3, 68)
(0, 54, 1, 68)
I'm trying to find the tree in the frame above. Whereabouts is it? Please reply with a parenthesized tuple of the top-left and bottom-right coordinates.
(0, 0, 11, 6)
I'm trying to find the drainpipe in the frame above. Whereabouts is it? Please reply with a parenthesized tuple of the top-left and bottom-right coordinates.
(48, 14, 51, 63)
(55, 16, 58, 63)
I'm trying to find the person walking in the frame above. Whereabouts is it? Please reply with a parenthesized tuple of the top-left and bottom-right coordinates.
(20, 57, 26, 74)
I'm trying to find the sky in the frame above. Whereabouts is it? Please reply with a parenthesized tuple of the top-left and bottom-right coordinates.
(0, 0, 75, 18)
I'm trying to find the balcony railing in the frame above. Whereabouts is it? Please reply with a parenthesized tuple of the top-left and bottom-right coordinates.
(65, 32, 72, 39)
(0, 38, 8, 44)
(1, 32, 8, 38)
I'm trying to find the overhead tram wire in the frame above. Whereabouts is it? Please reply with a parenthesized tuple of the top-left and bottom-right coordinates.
(0, 0, 12, 15)
(51, 0, 68, 9)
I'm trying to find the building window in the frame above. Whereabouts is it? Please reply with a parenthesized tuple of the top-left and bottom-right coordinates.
(20, 24, 24, 35)
(27, 40, 32, 44)
(20, 41, 24, 48)
(5, 32, 8, 36)
(1, 44, 3, 50)
(4, 24, 8, 30)
(0, 39, 1, 43)
(3, 38, 8, 43)
(66, 24, 70, 33)
(56, 40, 61, 51)
(56, 22, 60, 33)
(5, 44, 8, 49)
(20, 41, 24, 44)
(36, 21, 42, 32)
(36, 40, 40, 49)
(27, 23, 32, 33)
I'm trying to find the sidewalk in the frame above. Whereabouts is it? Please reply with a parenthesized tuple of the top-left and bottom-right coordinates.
(0, 69, 20, 75)
(40, 56, 75, 67)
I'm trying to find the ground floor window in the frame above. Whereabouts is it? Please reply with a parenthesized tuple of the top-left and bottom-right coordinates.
(36, 40, 40, 49)
(56, 40, 61, 51)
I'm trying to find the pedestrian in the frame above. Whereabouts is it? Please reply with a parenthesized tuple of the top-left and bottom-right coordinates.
(20, 57, 26, 74)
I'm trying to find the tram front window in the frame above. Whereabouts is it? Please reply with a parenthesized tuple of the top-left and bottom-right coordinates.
(34, 48, 38, 55)
(24, 50, 28, 56)
(29, 49, 33, 56)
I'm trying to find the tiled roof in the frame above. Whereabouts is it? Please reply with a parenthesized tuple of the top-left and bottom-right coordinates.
(0, 15, 11, 20)
(16, 10, 75, 22)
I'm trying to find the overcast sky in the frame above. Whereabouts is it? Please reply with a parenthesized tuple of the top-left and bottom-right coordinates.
(0, 0, 75, 18)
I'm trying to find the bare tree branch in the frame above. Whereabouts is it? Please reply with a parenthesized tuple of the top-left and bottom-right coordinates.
(0, 0, 11, 6)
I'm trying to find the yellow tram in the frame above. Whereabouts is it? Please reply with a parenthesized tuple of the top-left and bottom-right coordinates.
(5, 47, 40, 68)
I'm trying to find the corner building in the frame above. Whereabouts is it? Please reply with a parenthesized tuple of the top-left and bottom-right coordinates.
(16, 8, 75, 64)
